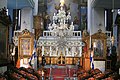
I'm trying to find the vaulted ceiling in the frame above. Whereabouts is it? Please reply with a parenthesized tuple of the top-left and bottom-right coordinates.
(92, 0, 120, 9)
(7, 0, 120, 10)
(7, 0, 34, 9)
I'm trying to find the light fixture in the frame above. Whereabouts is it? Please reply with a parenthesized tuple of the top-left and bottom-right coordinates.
(11, 46, 15, 56)
(48, 3, 73, 39)
(60, 0, 65, 6)
(93, 42, 96, 48)
(111, 36, 115, 45)
(118, 9, 120, 15)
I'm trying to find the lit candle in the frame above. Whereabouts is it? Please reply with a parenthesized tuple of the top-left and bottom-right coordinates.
(93, 42, 96, 48)
(60, 0, 64, 6)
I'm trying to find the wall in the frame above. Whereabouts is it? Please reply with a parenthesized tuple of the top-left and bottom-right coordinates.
(91, 8, 105, 35)
(88, 0, 106, 35)
(94, 61, 105, 72)
(0, 0, 7, 8)
(21, 7, 33, 32)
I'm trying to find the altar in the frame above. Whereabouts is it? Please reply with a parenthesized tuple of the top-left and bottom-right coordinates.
(37, 0, 83, 65)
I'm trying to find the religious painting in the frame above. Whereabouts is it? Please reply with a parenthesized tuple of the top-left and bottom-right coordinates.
(91, 29, 107, 59)
(18, 29, 34, 58)
(93, 39, 104, 57)
(20, 38, 31, 56)
(23, 58, 29, 64)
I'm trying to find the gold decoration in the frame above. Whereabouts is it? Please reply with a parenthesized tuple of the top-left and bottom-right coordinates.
(60, 0, 65, 6)
(18, 29, 34, 58)
(54, 3, 70, 11)
(91, 29, 107, 60)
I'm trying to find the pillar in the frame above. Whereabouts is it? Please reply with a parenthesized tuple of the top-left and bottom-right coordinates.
(87, 0, 92, 34)
(33, 0, 38, 15)
(91, 8, 105, 34)
(21, 7, 33, 32)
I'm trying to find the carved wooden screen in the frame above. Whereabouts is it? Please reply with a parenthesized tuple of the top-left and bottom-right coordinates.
(0, 23, 8, 64)
(0, 7, 11, 65)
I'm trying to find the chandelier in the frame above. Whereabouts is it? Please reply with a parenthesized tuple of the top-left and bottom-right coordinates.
(48, 2, 74, 39)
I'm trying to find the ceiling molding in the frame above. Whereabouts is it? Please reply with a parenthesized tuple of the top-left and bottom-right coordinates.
(92, 0, 120, 9)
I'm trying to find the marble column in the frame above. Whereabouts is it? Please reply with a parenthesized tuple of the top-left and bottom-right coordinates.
(21, 7, 33, 32)
(87, 0, 92, 34)
(33, 0, 38, 15)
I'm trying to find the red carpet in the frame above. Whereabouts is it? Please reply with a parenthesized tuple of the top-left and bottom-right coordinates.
(46, 66, 77, 80)
(53, 77, 64, 80)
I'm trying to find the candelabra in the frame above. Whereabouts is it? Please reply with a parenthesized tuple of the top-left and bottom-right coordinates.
(48, 4, 74, 39)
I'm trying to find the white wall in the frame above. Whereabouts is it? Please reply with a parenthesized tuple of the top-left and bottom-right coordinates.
(0, 0, 7, 8)
(91, 8, 105, 35)
(88, 0, 106, 35)
(21, 7, 33, 32)
(94, 61, 105, 72)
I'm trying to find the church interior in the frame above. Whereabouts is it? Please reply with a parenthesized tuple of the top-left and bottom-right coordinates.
(0, 0, 120, 80)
